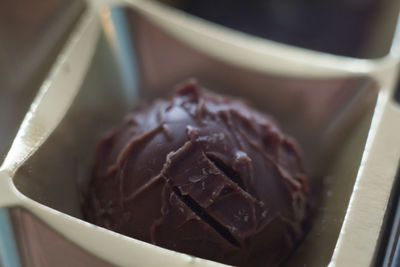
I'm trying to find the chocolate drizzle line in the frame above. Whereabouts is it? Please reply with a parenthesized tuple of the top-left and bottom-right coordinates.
(171, 186, 241, 248)
(205, 152, 245, 191)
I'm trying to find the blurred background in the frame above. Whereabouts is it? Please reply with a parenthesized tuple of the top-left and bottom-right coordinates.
(160, 0, 400, 58)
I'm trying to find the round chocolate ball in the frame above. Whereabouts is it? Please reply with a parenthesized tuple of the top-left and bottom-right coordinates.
(83, 80, 309, 267)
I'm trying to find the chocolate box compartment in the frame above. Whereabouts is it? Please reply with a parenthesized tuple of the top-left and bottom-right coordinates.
(1, 1, 400, 266)
(5, 206, 114, 267)
(0, 0, 85, 165)
(9, 4, 379, 266)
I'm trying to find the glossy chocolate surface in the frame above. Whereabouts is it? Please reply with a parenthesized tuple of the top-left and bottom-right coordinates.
(83, 80, 309, 266)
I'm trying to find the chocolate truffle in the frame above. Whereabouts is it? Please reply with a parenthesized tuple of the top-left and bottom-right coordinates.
(83, 80, 309, 267)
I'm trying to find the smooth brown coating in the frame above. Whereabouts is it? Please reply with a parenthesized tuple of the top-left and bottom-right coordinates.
(82, 80, 309, 267)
